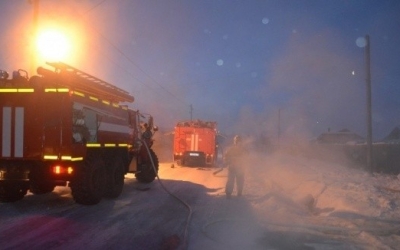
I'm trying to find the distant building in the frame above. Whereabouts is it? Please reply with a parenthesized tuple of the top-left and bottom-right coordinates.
(381, 126, 400, 144)
(314, 129, 364, 144)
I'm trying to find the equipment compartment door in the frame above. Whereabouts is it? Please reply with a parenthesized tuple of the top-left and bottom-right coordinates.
(1, 107, 24, 158)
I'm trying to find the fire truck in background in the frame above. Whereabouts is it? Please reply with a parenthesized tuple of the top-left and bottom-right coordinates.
(0, 62, 158, 205)
(173, 120, 219, 167)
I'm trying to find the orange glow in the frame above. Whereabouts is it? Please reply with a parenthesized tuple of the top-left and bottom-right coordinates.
(52, 165, 74, 175)
(36, 29, 71, 61)
(53, 165, 61, 174)
(67, 167, 74, 174)
(34, 22, 84, 64)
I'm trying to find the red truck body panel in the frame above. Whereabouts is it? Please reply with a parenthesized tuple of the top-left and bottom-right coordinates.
(0, 88, 136, 162)
(0, 63, 140, 182)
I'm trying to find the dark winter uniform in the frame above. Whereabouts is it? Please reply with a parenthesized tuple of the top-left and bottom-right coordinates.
(142, 123, 153, 146)
(224, 135, 247, 198)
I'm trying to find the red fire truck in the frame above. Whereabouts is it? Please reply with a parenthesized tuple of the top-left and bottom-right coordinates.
(173, 120, 218, 167)
(0, 62, 158, 205)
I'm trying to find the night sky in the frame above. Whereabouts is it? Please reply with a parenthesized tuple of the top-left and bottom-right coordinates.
(1, 0, 399, 140)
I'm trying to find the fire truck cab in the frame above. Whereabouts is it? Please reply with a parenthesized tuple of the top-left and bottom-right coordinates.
(0, 62, 158, 205)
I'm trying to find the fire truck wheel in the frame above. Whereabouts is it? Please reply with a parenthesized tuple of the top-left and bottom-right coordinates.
(103, 158, 125, 199)
(135, 149, 159, 183)
(71, 157, 106, 205)
(0, 184, 28, 202)
(29, 182, 56, 195)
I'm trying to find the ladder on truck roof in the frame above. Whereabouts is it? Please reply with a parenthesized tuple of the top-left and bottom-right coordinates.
(44, 62, 134, 103)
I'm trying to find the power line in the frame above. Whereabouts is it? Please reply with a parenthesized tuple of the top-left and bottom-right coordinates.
(74, 0, 188, 106)
(82, 0, 108, 15)
(95, 31, 188, 105)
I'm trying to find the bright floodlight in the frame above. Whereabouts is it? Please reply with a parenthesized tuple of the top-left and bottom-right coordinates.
(36, 29, 71, 61)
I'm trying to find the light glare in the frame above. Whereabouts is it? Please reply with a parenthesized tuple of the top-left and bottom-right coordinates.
(36, 29, 71, 61)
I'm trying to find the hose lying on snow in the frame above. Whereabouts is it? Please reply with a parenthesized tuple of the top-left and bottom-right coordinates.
(212, 167, 224, 175)
(141, 139, 192, 250)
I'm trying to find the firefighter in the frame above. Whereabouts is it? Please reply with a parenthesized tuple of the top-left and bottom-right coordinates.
(224, 135, 247, 198)
(142, 123, 153, 146)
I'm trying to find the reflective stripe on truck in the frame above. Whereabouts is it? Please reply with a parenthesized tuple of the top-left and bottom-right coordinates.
(190, 133, 199, 151)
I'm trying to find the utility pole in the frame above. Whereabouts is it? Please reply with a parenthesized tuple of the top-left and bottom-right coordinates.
(31, 0, 40, 76)
(190, 104, 193, 121)
(365, 35, 373, 173)
(278, 108, 281, 146)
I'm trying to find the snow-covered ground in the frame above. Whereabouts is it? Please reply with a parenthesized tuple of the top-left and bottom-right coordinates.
(1, 148, 400, 250)
(238, 151, 400, 249)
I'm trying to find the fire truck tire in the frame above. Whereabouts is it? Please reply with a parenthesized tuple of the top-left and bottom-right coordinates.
(71, 157, 106, 205)
(135, 149, 159, 183)
(0, 184, 28, 202)
(103, 158, 125, 199)
(29, 182, 56, 195)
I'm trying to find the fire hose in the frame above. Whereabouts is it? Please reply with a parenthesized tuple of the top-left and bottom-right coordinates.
(140, 139, 193, 250)
(212, 147, 226, 176)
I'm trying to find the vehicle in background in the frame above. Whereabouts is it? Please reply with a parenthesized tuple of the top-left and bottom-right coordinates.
(173, 120, 219, 167)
